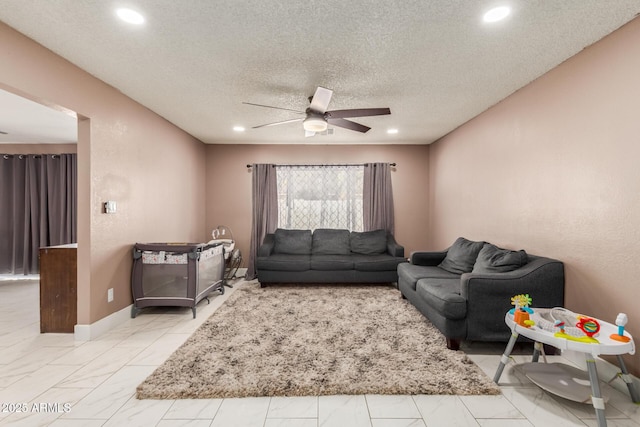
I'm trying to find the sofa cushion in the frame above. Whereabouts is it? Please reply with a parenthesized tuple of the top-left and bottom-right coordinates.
(416, 278, 467, 320)
(256, 254, 310, 271)
(312, 229, 351, 255)
(438, 237, 485, 274)
(397, 264, 460, 290)
(350, 229, 387, 255)
(472, 243, 528, 274)
(274, 229, 312, 255)
(352, 255, 407, 272)
(310, 255, 354, 271)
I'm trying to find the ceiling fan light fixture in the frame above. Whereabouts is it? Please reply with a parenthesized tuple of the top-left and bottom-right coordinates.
(245, 86, 390, 134)
(303, 116, 327, 133)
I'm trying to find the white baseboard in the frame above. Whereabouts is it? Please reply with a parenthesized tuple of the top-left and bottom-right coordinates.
(74, 304, 132, 341)
(562, 349, 640, 397)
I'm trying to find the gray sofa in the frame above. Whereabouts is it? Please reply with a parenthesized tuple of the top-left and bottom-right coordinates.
(256, 228, 406, 285)
(398, 237, 565, 350)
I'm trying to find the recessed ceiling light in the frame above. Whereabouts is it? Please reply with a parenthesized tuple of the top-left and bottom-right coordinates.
(387, 128, 399, 134)
(233, 126, 245, 132)
(483, 6, 511, 23)
(116, 8, 145, 25)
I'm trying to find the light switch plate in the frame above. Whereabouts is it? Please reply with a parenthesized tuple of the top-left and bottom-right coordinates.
(104, 201, 117, 214)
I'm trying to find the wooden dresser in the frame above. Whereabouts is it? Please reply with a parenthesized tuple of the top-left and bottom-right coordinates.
(39, 243, 77, 333)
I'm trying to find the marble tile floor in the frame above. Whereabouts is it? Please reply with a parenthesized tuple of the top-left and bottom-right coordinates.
(1, 279, 639, 427)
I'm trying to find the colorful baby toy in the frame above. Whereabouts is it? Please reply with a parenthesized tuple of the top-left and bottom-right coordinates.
(511, 294, 534, 327)
(576, 316, 600, 338)
(551, 310, 600, 343)
(610, 313, 631, 343)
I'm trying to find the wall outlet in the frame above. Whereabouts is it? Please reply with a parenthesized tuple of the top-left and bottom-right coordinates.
(107, 288, 114, 302)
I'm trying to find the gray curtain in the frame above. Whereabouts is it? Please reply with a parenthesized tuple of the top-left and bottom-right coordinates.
(363, 162, 395, 233)
(245, 163, 278, 279)
(0, 153, 77, 275)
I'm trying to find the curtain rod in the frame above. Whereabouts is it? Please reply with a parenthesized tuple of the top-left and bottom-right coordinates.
(3, 154, 62, 160)
(246, 163, 396, 168)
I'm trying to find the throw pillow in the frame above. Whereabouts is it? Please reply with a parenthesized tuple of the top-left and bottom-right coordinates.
(273, 229, 312, 255)
(350, 229, 388, 255)
(312, 229, 351, 255)
(438, 237, 485, 274)
(472, 243, 528, 274)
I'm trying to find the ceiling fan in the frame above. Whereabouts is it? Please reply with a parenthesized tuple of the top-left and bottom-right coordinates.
(243, 87, 391, 137)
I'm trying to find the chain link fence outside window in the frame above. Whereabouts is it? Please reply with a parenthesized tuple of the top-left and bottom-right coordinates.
(276, 165, 364, 231)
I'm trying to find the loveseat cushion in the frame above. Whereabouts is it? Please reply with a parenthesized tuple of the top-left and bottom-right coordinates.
(274, 229, 312, 255)
(438, 237, 485, 274)
(416, 278, 467, 320)
(350, 229, 387, 255)
(397, 264, 460, 290)
(312, 229, 351, 255)
(352, 255, 407, 272)
(472, 243, 528, 274)
(256, 254, 310, 271)
(310, 255, 354, 271)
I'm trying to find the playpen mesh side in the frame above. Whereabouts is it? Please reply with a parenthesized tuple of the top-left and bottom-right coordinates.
(140, 263, 189, 298)
(197, 245, 225, 296)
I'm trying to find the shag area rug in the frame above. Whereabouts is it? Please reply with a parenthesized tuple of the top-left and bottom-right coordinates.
(137, 282, 500, 399)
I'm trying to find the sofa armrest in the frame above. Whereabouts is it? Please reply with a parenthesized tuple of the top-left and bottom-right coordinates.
(460, 256, 565, 340)
(410, 250, 447, 266)
(258, 233, 275, 257)
(386, 234, 405, 257)
(461, 257, 565, 302)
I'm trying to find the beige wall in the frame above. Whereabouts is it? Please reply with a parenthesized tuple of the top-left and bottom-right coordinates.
(429, 18, 640, 374)
(205, 144, 430, 264)
(0, 22, 207, 324)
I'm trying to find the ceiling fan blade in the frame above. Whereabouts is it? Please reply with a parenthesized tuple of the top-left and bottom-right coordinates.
(305, 130, 316, 138)
(242, 102, 306, 114)
(327, 118, 371, 133)
(252, 118, 304, 129)
(326, 108, 391, 119)
(309, 87, 333, 114)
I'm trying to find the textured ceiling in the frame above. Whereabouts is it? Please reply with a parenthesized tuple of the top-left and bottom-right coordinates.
(1, 1, 639, 145)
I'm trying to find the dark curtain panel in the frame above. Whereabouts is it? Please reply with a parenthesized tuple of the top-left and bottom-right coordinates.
(245, 164, 278, 279)
(0, 153, 77, 275)
(363, 162, 395, 233)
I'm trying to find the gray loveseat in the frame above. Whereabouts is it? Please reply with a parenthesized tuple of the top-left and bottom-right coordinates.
(398, 237, 564, 350)
(257, 228, 406, 285)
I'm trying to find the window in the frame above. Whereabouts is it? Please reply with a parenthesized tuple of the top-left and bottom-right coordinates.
(276, 165, 364, 231)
